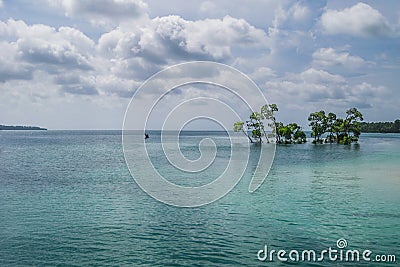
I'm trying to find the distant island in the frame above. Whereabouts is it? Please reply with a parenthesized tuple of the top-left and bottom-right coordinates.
(360, 120, 400, 133)
(0, 125, 47, 130)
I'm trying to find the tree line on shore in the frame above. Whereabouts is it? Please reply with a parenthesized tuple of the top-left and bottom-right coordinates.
(360, 120, 400, 133)
(233, 104, 364, 145)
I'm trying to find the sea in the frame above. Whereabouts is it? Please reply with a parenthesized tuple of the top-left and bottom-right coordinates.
(0, 130, 399, 266)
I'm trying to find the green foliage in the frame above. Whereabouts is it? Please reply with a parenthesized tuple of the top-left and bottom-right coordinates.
(234, 104, 278, 144)
(359, 119, 400, 133)
(333, 118, 344, 141)
(325, 112, 337, 143)
(233, 121, 244, 132)
(280, 125, 293, 143)
(308, 110, 326, 143)
(233, 121, 254, 143)
(263, 104, 279, 143)
(247, 112, 264, 143)
(290, 123, 306, 144)
(308, 107, 364, 145)
(234, 104, 365, 146)
(341, 107, 363, 144)
(293, 130, 307, 144)
(275, 122, 306, 144)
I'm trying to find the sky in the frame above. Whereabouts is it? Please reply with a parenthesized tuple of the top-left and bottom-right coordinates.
(0, 0, 399, 130)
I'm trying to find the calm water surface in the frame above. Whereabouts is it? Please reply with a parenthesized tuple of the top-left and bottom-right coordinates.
(0, 131, 399, 266)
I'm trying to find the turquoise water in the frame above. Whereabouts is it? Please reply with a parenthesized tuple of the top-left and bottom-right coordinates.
(0, 131, 399, 266)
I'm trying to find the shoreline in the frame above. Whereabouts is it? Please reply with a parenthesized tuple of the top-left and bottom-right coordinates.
(0, 125, 47, 131)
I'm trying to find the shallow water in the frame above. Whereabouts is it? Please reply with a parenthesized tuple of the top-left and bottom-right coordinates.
(0, 131, 398, 266)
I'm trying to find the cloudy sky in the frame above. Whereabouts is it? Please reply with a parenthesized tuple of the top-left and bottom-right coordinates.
(0, 0, 399, 129)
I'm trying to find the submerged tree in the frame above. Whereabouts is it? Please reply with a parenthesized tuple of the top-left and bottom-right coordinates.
(233, 121, 254, 143)
(268, 104, 306, 144)
(246, 112, 264, 143)
(235, 105, 363, 145)
(262, 104, 278, 120)
(341, 107, 364, 144)
(293, 128, 307, 144)
(308, 110, 326, 144)
(333, 118, 344, 143)
(261, 104, 278, 143)
(275, 121, 283, 143)
(234, 104, 277, 144)
(279, 125, 293, 144)
(290, 123, 307, 144)
(308, 107, 364, 145)
(325, 112, 337, 143)
(275, 122, 306, 144)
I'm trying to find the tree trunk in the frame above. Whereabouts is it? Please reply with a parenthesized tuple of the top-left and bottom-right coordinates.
(242, 129, 254, 143)
(262, 128, 270, 143)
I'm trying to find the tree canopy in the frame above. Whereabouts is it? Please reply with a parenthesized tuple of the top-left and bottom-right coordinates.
(233, 104, 276, 143)
(234, 105, 366, 145)
(308, 110, 326, 144)
(233, 104, 306, 144)
(308, 107, 363, 144)
(276, 122, 307, 144)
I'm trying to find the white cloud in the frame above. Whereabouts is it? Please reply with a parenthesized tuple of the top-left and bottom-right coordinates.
(250, 67, 277, 83)
(17, 27, 94, 71)
(0, 0, 3, 9)
(264, 1, 328, 73)
(1, 13, 269, 98)
(143, 0, 279, 30)
(320, 3, 393, 37)
(265, 79, 380, 116)
(299, 68, 345, 84)
(312, 47, 367, 69)
(97, 15, 268, 79)
(0, 19, 95, 87)
(0, 1, 399, 129)
(263, 67, 389, 117)
(272, 2, 310, 30)
(0, 42, 33, 82)
(154, 15, 268, 60)
(55, 0, 148, 26)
